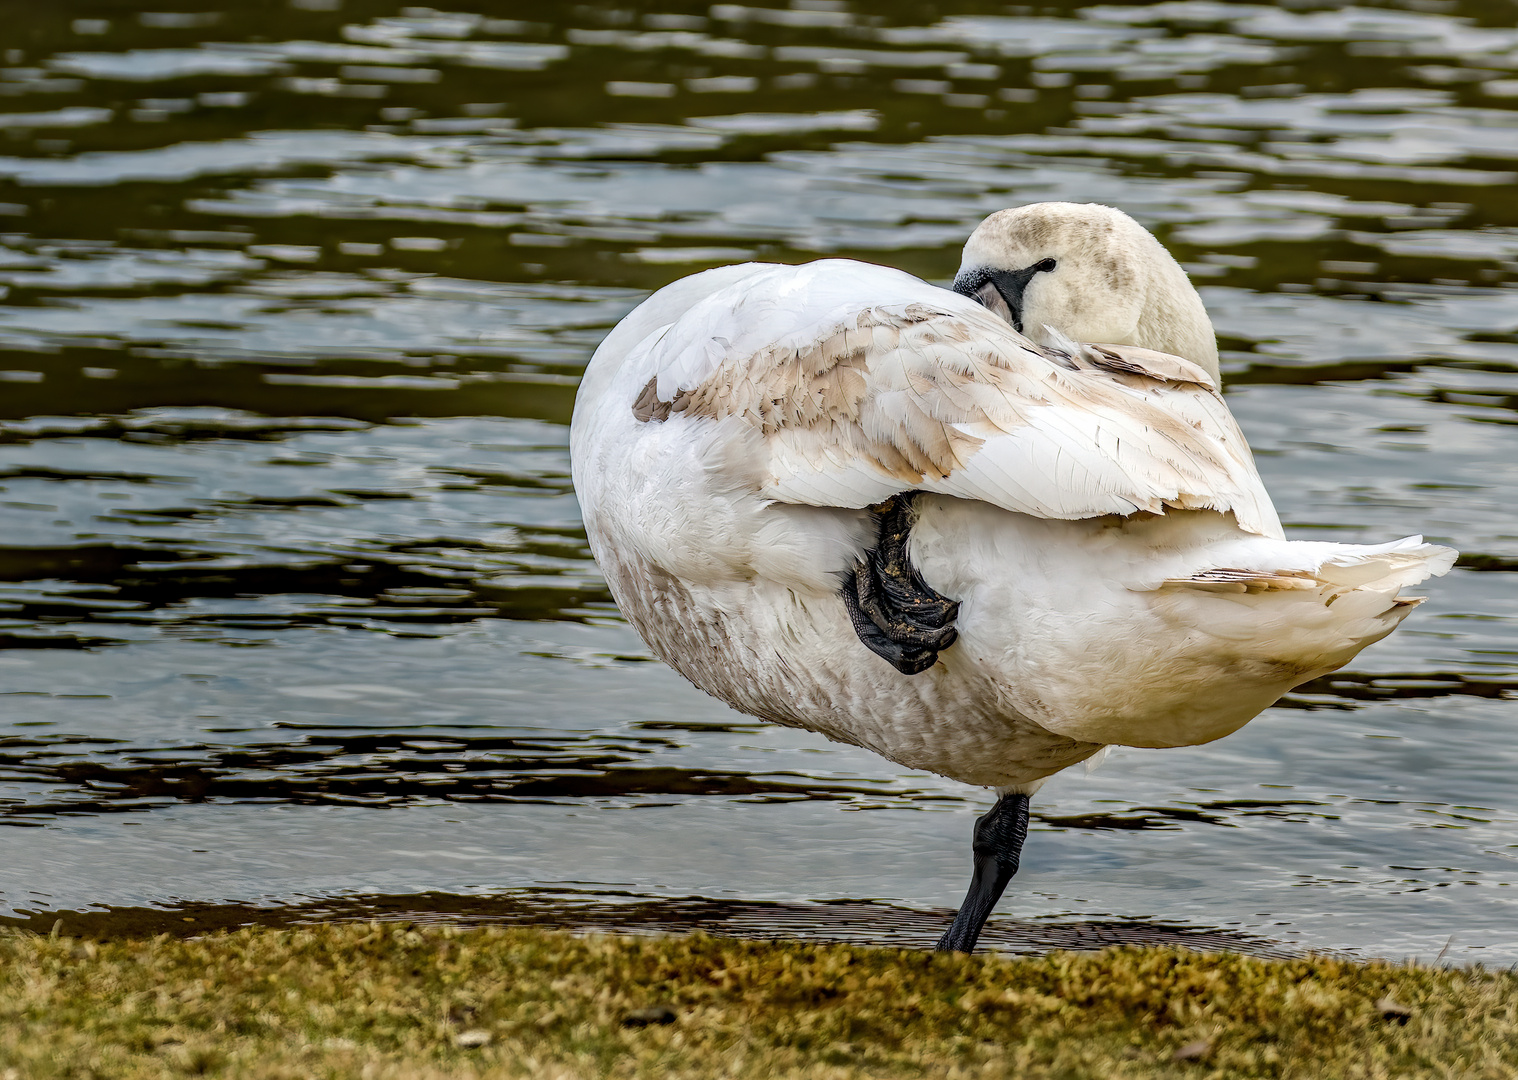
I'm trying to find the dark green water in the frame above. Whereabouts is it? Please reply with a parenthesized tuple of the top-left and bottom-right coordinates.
(1, 0, 1516, 960)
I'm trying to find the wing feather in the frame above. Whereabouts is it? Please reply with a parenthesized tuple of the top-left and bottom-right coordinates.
(631, 260, 1282, 538)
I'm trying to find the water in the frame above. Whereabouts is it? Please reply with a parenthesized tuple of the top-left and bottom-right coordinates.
(1, 0, 1515, 962)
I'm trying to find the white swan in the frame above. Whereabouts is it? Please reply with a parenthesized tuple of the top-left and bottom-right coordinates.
(569, 202, 1456, 952)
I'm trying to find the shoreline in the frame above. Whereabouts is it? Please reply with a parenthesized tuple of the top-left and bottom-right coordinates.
(4, 892, 1301, 960)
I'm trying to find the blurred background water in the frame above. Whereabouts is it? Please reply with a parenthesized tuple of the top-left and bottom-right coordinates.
(0, 0, 1515, 961)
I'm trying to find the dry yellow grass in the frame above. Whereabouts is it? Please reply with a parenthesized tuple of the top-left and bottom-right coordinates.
(4, 921, 1516, 1079)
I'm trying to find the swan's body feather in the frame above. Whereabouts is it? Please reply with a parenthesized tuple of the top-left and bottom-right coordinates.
(570, 213, 1454, 793)
(620, 260, 1279, 537)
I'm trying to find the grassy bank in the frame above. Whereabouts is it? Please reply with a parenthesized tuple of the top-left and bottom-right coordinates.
(5, 922, 1515, 1079)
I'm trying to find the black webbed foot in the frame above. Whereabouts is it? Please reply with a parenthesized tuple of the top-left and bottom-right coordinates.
(841, 493, 960, 675)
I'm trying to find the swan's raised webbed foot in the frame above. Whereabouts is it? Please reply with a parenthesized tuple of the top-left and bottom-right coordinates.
(841, 493, 960, 675)
(935, 792, 1031, 954)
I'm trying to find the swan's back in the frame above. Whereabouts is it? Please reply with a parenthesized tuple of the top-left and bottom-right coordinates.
(577, 259, 1279, 534)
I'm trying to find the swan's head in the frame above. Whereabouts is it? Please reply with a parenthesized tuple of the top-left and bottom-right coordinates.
(952, 202, 1220, 383)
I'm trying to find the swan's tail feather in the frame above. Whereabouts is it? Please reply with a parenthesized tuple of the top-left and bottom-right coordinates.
(1153, 534, 1456, 677)
(1313, 535, 1457, 589)
(1162, 535, 1456, 597)
(1163, 567, 1320, 593)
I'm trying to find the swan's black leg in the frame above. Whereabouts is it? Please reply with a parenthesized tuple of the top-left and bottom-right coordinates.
(841, 494, 959, 675)
(935, 792, 1031, 954)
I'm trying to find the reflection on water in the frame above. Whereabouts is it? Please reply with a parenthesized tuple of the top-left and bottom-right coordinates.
(0, 724, 956, 822)
(1, 0, 1516, 961)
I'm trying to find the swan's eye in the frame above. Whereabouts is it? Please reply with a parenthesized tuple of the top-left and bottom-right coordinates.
(1034, 258, 1056, 273)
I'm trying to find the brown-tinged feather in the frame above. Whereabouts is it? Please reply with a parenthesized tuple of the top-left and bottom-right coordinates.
(629, 301, 1266, 526)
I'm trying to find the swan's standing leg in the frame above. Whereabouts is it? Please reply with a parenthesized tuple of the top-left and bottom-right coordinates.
(935, 792, 1031, 953)
(841, 494, 959, 675)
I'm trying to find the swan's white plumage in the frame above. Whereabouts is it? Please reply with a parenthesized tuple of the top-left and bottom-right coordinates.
(617, 259, 1280, 536)
(569, 203, 1455, 791)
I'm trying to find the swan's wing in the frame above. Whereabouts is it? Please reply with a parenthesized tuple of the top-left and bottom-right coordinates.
(627, 259, 1281, 538)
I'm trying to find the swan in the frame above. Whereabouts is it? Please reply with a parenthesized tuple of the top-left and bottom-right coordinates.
(569, 202, 1456, 953)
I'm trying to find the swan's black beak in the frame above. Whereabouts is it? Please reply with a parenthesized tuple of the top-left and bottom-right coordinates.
(952, 258, 1056, 334)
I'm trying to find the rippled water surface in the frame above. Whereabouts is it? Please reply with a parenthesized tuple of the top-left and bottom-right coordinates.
(2, 0, 1517, 960)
